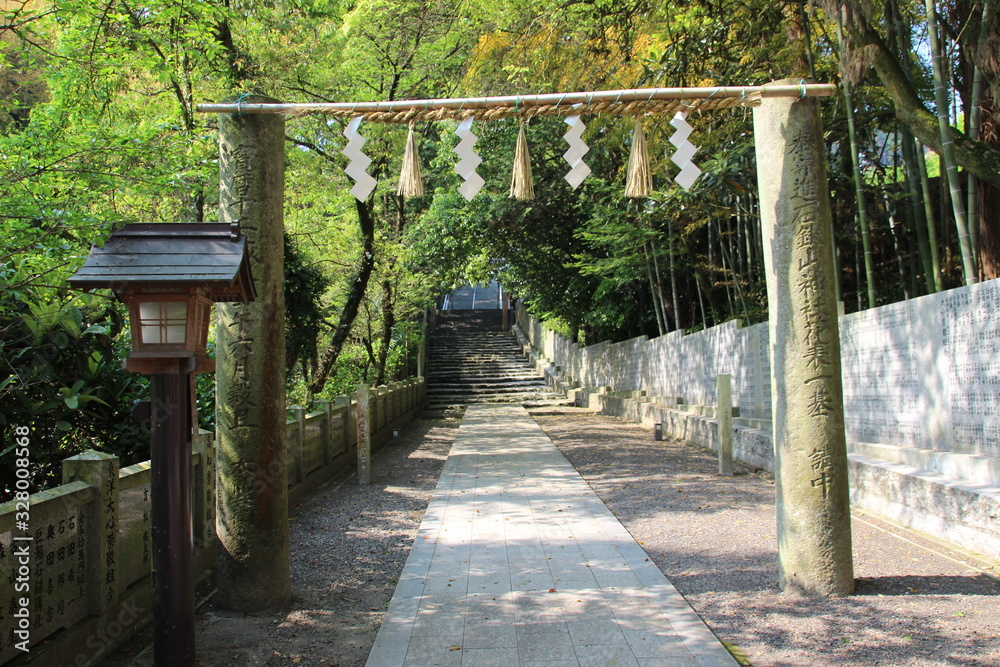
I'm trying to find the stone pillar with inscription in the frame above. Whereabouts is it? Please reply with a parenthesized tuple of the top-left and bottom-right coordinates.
(215, 95, 291, 611)
(63, 451, 119, 614)
(753, 81, 854, 597)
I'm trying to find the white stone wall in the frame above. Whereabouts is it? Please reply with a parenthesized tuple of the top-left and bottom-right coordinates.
(519, 277, 1000, 454)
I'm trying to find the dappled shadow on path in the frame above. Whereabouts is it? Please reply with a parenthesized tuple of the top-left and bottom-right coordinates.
(531, 406, 1000, 667)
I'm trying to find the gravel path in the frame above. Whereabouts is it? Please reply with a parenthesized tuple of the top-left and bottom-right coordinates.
(529, 406, 1000, 667)
(108, 414, 462, 667)
(108, 407, 1000, 667)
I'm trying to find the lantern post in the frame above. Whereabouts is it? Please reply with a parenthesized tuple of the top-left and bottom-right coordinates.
(69, 223, 256, 665)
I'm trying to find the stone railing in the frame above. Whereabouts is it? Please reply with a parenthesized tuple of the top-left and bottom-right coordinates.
(0, 378, 425, 666)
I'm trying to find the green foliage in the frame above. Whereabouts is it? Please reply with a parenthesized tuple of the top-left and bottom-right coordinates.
(3, 0, 996, 495)
(0, 272, 148, 500)
(285, 232, 333, 387)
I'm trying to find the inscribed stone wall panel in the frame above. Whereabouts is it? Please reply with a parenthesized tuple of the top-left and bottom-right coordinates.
(303, 415, 324, 474)
(841, 295, 938, 449)
(117, 472, 152, 588)
(648, 331, 684, 400)
(740, 323, 771, 419)
(756, 322, 773, 419)
(702, 321, 741, 405)
(942, 280, 1000, 456)
(679, 333, 704, 405)
(0, 496, 89, 661)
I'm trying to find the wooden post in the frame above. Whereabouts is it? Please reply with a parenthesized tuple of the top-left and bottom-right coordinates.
(215, 93, 291, 611)
(754, 80, 854, 597)
(717, 374, 733, 476)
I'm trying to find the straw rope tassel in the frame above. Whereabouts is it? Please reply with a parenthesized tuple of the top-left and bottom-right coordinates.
(396, 122, 424, 197)
(509, 121, 535, 201)
(625, 117, 653, 198)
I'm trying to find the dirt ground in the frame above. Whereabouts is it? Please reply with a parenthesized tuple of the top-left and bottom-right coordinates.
(105, 407, 1000, 666)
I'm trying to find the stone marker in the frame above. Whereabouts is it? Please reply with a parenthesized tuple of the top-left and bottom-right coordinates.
(215, 94, 291, 611)
(717, 374, 733, 476)
(753, 80, 854, 597)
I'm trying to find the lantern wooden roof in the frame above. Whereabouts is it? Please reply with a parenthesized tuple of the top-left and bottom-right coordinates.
(69, 223, 256, 303)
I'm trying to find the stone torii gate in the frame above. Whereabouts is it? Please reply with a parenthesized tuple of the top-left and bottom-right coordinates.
(197, 79, 854, 610)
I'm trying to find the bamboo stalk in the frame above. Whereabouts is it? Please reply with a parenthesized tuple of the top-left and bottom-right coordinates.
(966, 0, 991, 271)
(837, 15, 876, 309)
(195, 84, 838, 118)
(925, 0, 977, 284)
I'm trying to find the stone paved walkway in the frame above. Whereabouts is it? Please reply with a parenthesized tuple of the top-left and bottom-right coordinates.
(367, 404, 738, 667)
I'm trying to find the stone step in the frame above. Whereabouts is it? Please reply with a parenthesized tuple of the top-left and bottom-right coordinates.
(428, 356, 528, 364)
(848, 441, 1000, 488)
(734, 417, 771, 431)
(426, 314, 558, 408)
(426, 392, 566, 407)
(429, 367, 536, 376)
(428, 374, 541, 383)
(427, 387, 549, 399)
(428, 361, 534, 370)
(847, 453, 999, 557)
(428, 378, 547, 388)
(429, 348, 524, 356)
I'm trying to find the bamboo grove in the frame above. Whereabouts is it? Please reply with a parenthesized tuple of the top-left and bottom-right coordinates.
(2, 0, 999, 492)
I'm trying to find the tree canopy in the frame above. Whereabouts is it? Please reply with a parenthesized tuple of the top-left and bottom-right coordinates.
(3, 0, 999, 496)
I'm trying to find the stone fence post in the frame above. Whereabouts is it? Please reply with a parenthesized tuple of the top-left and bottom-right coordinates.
(317, 400, 333, 466)
(192, 431, 216, 552)
(356, 384, 372, 485)
(62, 451, 120, 614)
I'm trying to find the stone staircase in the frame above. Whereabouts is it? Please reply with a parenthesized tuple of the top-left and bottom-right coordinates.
(426, 310, 566, 410)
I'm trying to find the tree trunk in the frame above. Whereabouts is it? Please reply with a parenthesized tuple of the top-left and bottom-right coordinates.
(309, 199, 376, 397)
(883, 189, 911, 299)
(900, 130, 936, 293)
(667, 222, 681, 330)
(373, 279, 395, 385)
(967, 0, 993, 275)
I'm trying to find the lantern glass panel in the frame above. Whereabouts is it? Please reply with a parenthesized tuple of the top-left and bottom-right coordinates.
(138, 301, 188, 345)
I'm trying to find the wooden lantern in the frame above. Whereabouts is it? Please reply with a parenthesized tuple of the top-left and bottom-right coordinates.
(69, 222, 256, 374)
